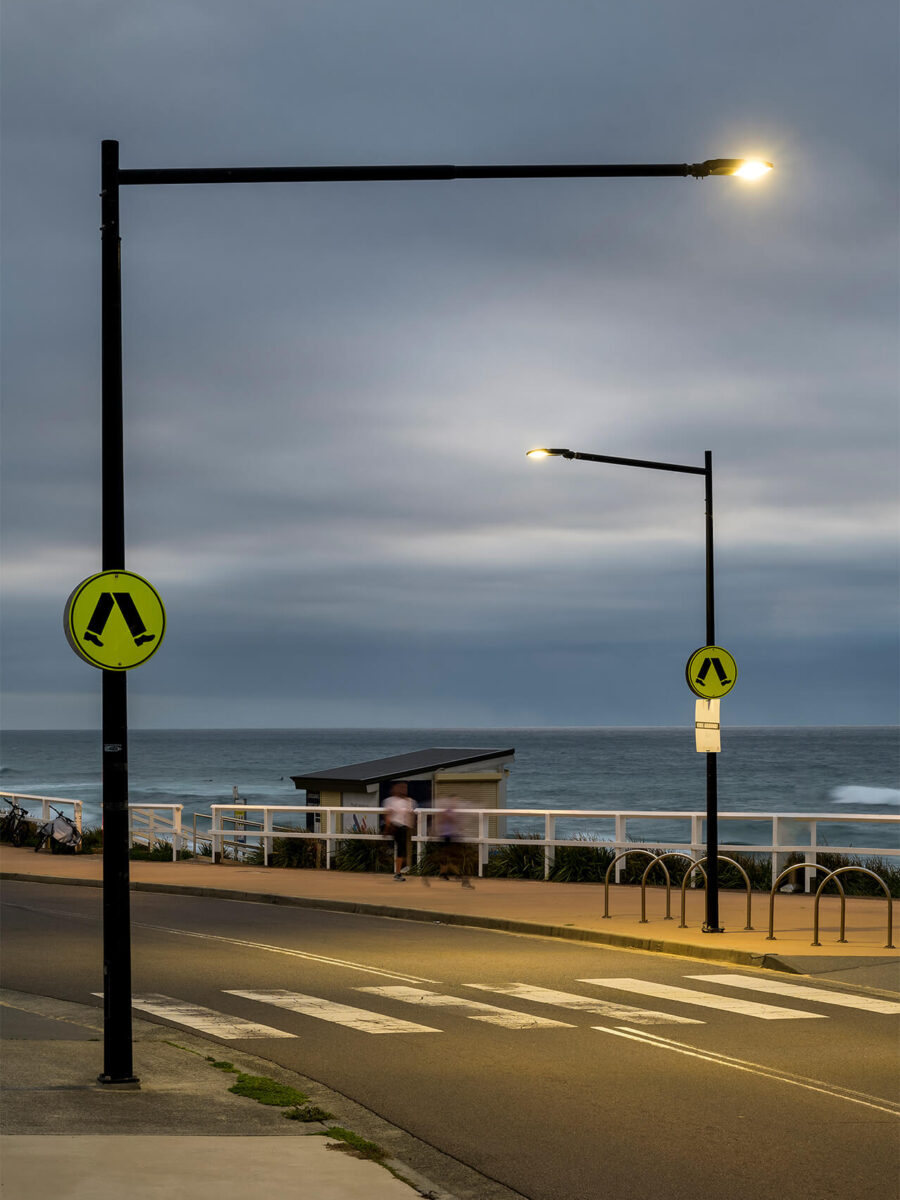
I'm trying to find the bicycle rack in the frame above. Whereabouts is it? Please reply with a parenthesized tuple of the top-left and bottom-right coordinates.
(640, 851, 705, 923)
(603, 849, 662, 918)
(680, 856, 754, 930)
(767, 863, 846, 941)
(811, 866, 894, 949)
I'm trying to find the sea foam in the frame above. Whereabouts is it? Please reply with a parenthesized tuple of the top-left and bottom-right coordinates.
(830, 785, 900, 807)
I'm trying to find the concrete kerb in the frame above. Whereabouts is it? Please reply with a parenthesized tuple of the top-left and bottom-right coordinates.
(0, 869, 867, 977)
(0, 989, 521, 1200)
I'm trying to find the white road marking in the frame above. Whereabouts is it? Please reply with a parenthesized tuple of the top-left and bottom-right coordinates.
(465, 983, 703, 1026)
(92, 992, 296, 1039)
(226, 989, 440, 1034)
(595, 1026, 900, 1116)
(687, 974, 900, 1014)
(131, 921, 439, 984)
(357, 986, 574, 1029)
(579, 978, 827, 1020)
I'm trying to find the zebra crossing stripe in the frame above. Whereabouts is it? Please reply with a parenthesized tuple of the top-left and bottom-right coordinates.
(94, 993, 296, 1039)
(579, 978, 826, 1020)
(357, 986, 574, 1029)
(225, 989, 440, 1034)
(464, 983, 703, 1026)
(686, 975, 900, 1014)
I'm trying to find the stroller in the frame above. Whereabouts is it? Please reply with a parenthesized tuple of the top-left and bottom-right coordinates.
(34, 806, 83, 854)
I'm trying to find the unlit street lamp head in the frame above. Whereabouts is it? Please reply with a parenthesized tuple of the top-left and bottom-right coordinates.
(696, 158, 774, 179)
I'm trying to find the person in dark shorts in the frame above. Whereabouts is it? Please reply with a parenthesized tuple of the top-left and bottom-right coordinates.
(383, 782, 414, 880)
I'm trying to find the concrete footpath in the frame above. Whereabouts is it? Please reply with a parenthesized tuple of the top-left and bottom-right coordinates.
(2, 846, 898, 1200)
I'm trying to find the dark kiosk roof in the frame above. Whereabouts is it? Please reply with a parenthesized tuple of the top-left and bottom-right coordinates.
(290, 747, 514, 791)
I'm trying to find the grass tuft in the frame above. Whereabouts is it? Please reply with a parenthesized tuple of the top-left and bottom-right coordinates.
(284, 1103, 334, 1122)
(227, 1073, 310, 1107)
(319, 1127, 387, 1160)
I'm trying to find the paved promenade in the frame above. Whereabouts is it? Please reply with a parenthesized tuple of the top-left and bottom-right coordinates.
(2, 845, 897, 1200)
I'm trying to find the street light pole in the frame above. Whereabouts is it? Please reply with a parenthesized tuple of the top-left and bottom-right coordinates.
(98, 140, 138, 1085)
(526, 446, 723, 931)
(95, 143, 766, 1080)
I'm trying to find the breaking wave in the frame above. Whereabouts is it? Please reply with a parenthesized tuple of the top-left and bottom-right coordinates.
(830, 785, 900, 807)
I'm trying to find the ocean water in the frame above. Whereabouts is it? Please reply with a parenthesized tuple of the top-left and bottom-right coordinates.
(2, 727, 898, 851)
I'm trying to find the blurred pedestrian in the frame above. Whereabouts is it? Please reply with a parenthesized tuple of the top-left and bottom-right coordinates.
(383, 782, 414, 881)
(436, 797, 473, 887)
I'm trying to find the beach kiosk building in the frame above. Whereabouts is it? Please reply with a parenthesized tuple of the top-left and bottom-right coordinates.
(290, 747, 515, 833)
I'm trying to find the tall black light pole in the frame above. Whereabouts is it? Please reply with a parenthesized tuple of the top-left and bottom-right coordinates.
(99, 139, 138, 1084)
(526, 446, 724, 932)
(97, 143, 768, 1081)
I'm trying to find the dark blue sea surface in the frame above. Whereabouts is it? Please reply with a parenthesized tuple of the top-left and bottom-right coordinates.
(2, 727, 898, 850)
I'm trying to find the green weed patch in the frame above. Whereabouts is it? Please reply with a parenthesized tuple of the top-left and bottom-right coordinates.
(320, 1127, 386, 1160)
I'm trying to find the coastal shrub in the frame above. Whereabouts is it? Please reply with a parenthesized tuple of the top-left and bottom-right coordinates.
(411, 840, 479, 877)
(270, 836, 324, 870)
(129, 839, 193, 861)
(333, 838, 393, 874)
(80, 825, 103, 853)
(784, 852, 900, 898)
(485, 833, 544, 880)
(549, 840, 615, 883)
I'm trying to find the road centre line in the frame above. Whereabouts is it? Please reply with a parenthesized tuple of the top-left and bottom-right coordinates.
(131, 921, 440, 984)
(357, 986, 574, 1028)
(465, 983, 703, 1026)
(579, 978, 826, 1020)
(686, 974, 900, 1014)
(2, 900, 440, 984)
(91, 992, 296, 1039)
(226, 989, 440, 1034)
(595, 1026, 900, 1117)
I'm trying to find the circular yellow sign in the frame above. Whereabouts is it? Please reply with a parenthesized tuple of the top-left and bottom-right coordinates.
(685, 645, 737, 699)
(64, 571, 166, 671)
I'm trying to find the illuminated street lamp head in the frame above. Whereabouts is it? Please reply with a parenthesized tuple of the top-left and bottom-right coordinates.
(698, 158, 773, 180)
(526, 447, 573, 459)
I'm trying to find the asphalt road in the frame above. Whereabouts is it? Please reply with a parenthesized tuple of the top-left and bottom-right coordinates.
(2, 879, 898, 1200)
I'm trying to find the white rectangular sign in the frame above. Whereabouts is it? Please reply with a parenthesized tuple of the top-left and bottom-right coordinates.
(695, 698, 721, 753)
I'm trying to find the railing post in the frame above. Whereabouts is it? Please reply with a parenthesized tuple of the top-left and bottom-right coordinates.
(416, 809, 427, 869)
(325, 808, 335, 869)
(478, 812, 487, 878)
(805, 821, 817, 892)
(544, 814, 555, 880)
(614, 815, 627, 882)
(211, 806, 222, 863)
(172, 806, 182, 860)
(263, 809, 273, 866)
(690, 814, 704, 886)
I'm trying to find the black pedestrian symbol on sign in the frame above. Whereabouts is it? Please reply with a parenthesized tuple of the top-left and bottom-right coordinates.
(694, 657, 731, 689)
(83, 592, 156, 648)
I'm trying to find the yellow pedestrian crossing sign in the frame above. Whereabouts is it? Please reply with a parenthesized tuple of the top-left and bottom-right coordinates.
(64, 571, 166, 670)
(685, 645, 737, 699)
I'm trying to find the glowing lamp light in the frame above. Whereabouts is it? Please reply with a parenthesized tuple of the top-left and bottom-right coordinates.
(732, 160, 773, 180)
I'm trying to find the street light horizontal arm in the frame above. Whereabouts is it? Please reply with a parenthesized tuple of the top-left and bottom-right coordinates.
(115, 160, 756, 187)
(527, 447, 706, 475)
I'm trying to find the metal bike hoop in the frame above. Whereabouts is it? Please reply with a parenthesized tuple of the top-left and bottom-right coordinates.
(767, 863, 846, 941)
(811, 866, 894, 949)
(603, 849, 661, 918)
(680, 856, 752, 930)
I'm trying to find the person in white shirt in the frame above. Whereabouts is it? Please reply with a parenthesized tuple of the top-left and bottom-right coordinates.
(383, 782, 414, 880)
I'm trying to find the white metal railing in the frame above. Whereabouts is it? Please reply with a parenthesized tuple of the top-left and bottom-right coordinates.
(203, 804, 899, 887)
(129, 804, 183, 861)
(3, 793, 897, 888)
(0, 792, 83, 833)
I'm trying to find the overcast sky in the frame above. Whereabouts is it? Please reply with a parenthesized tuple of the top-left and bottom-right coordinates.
(1, 0, 897, 730)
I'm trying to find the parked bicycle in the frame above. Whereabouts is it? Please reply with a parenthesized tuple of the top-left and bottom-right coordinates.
(34, 806, 82, 854)
(1, 797, 31, 847)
